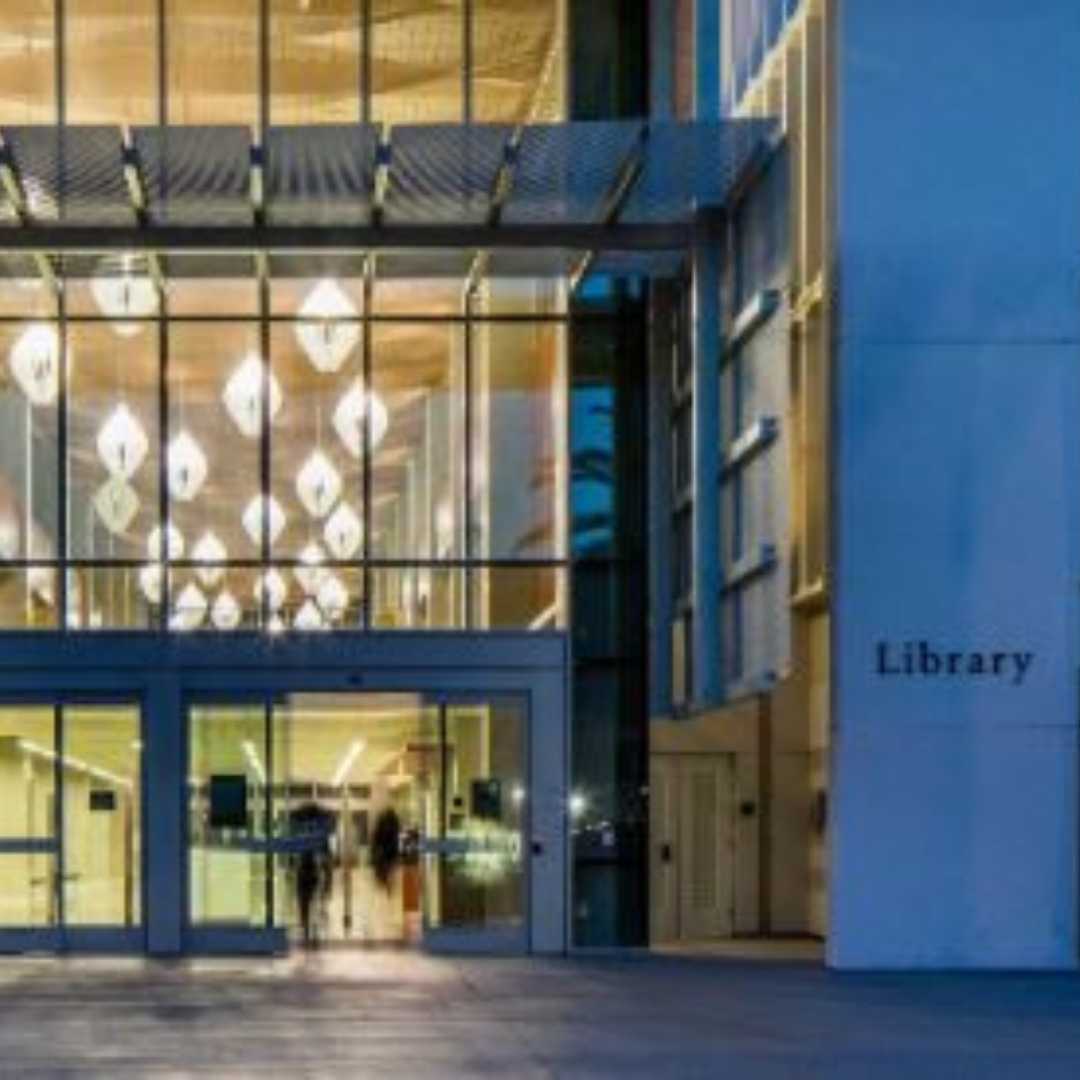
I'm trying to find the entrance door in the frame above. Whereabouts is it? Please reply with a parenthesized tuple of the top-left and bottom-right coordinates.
(186, 692, 528, 953)
(0, 703, 143, 952)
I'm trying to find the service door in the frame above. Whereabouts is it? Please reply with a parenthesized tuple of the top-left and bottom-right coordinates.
(677, 755, 736, 940)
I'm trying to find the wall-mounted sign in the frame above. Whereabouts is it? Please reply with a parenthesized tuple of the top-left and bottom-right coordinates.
(875, 640, 1034, 685)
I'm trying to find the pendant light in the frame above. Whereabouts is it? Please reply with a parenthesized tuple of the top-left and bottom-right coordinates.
(146, 523, 184, 561)
(8, 323, 61, 406)
(93, 475, 139, 535)
(172, 582, 208, 631)
(90, 255, 156, 336)
(254, 568, 287, 612)
(294, 597, 326, 631)
(167, 430, 208, 502)
(139, 563, 163, 605)
(295, 541, 327, 595)
(317, 573, 348, 623)
(267, 612, 286, 635)
(295, 279, 359, 374)
(191, 531, 227, 587)
(332, 380, 389, 457)
(242, 494, 286, 547)
(223, 352, 282, 439)
(295, 448, 342, 520)
(96, 402, 149, 480)
(323, 501, 362, 560)
(211, 589, 242, 630)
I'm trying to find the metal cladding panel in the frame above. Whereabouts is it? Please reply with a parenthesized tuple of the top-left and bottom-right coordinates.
(384, 124, 514, 226)
(133, 126, 252, 226)
(620, 120, 777, 224)
(502, 121, 642, 225)
(2, 126, 133, 226)
(265, 125, 378, 227)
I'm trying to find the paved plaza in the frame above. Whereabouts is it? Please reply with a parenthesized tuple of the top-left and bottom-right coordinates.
(1, 948, 1079, 1077)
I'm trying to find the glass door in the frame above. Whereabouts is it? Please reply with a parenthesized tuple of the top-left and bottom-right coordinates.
(0, 703, 143, 952)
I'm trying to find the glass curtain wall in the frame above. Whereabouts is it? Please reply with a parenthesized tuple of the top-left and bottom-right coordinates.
(0, 261, 569, 631)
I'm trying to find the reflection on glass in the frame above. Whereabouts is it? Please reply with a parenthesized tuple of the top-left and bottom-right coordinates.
(270, 0, 361, 124)
(471, 566, 563, 630)
(371, 0, 464, 123)
(370, 568, 464, 630)
(427, 702, 525, 933)
(66, 567, 156, 630)
(63, 705, 142, 926)
(0, 2, 56, 124)
(0, 706, 55, 926)
(67, 322, 159, 563)
(470, 319, 566, 559)
(167, 0, 259, 127)
(66, 0, 158, 125)
(473, 0, 565, 122)
(371, 323, 465, 561)
(188, 705, 268, 926)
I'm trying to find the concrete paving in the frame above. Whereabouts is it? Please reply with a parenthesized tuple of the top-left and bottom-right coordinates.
(0, 949, 1079, 1077)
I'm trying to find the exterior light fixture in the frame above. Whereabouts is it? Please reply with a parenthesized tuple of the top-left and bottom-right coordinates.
(332, 380, 389, 457)
(167, 430, 208, 502)
(295, 449, 342, 519)
(294, 540, 327, 594)
(569, 792, 588, 820)
(89, 256, 156, 335)
(295, 278, 359, 373)
(294, 597, 326, 631)
(191, 531, 227, 587)
(211, 589, 242, 630)
(8, 323, 61, 406)
(323, 501, 362, 559)
(93, 475, 140, 535)
(97, 403, 149, 480)
(316, 573, 348, 622)
(139, 563, 163, 605)
(242, 494, 286, 547)
(147, 524, 184, 560)
(254, 568, 287, 612)
(172, 582, 208, 631)
(222, 352, 282, 439)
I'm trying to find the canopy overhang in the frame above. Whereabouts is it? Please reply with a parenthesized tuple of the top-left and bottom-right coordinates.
(0, 120, 777, 270)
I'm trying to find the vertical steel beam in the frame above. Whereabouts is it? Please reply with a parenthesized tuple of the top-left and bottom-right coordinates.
(694, 0, 722, 121)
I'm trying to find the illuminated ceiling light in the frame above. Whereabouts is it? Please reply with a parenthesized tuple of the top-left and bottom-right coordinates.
(331, 739, 366, 786)
(147, 523, 184, 561)
(242, 494, 286, 547)
(90, 257, 156, 336)
(295, 278, 359, 373)
(316, 573, 349, 623)
(8, 323, 61, 407)
(254, 568, 288, 612)
(332, 380, 389, 458)
(294, 597, 326, 631)
(172, 582, 208, 631)
(211, 589, 242, 630)
(167, 430, 208, 502)
(97, 403, 149, 480)
(294, 540, 327, 595)
(139, 564, 163, 605)
(191, 531, 227, 587)
(323, 501, 362, 560)
(267, 612, 286, 635)
(295, 449, 342, 520)
(93, 475, 139, 535)
(222, 352, 282, 439)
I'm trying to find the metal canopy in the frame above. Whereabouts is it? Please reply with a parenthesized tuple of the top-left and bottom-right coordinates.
(0, 120, 776, 260)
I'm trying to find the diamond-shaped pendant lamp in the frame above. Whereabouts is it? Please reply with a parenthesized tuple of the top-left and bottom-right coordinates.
(93, 475, 140, 534)
(223, 353, 282, 439)
(333, 380, 389, 458)
(8, 323, 61, 407)
(168, 430, 208, 502)
(295, 279, 360, 374)
(242, 494, 286, 547)
(296, 449, 342, 520)
(192, 531, 227, 587)
(323, 501, 362, 560)
(212, 589, 242, 630)
(97, 403, 149, 480)
(317, 573, 348, 623)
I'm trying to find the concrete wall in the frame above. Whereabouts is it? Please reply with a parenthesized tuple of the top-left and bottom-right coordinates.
(831, 1, 1080, 968)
